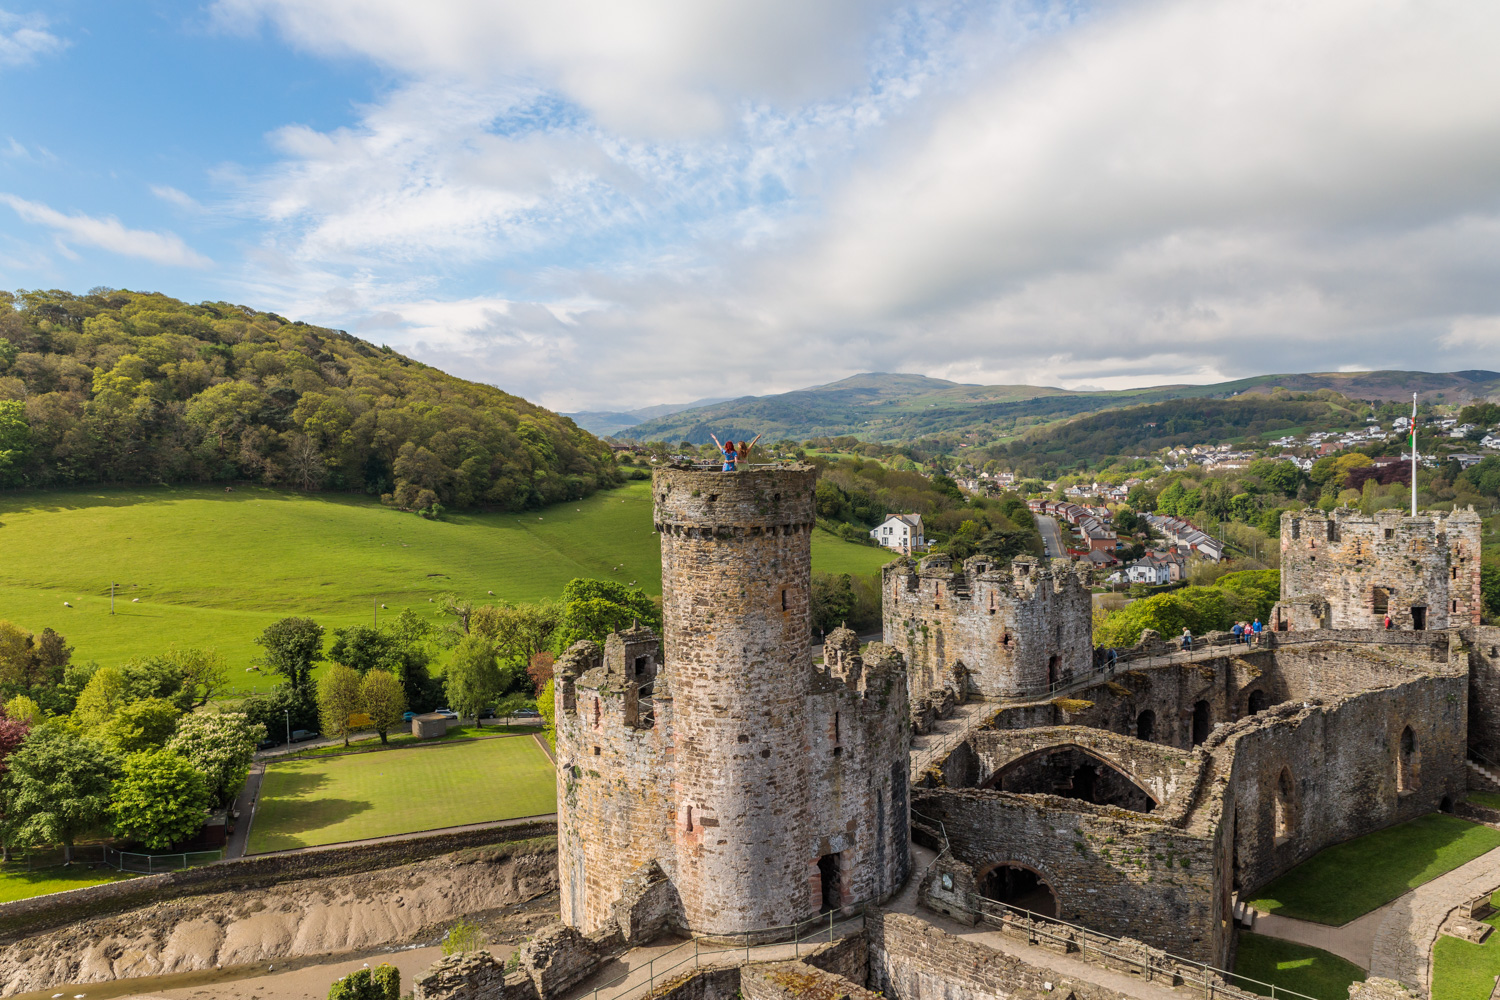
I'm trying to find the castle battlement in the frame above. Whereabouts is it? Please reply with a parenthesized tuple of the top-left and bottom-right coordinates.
(883, 553, 1092, 705)
(555, 466, 911, 943)
(1276, 506, 1483, 631)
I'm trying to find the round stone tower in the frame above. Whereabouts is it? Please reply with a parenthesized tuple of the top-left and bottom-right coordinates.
(654, 464, 818, 936)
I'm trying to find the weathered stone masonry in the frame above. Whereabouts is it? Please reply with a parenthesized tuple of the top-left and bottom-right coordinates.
(1276, 507, 1482, 630)
(555, 465, 910, 941)
(883, 554, 1093, 705)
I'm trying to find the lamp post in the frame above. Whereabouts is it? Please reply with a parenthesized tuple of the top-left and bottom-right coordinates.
(285, 710, 291, 746)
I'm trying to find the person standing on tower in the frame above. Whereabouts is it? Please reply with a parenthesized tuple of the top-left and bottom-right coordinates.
(736, 435, 762, 467)
(709, 434, 738, 471)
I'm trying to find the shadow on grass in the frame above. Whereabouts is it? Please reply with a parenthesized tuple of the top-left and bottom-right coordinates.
(1233, 933, 1365, 1000)
(248, 797, 375, 854)
(1245, 814, 1500, 925)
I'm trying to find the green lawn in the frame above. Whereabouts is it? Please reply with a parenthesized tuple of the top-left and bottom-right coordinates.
(246, 735, 555, 853)
(1433, 895, 1500, 1000)
(1245, 814, 1500, 925)
(1469, 792, 1500, 811)
(0, 863, 134, 903)
(1233, 934, 1365, 1000)
(275, 725, 538, 759)
(0, 481, 887, 694)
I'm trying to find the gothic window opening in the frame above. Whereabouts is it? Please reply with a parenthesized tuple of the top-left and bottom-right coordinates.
(1192, 701, 1211, 746)
(1136, 710, 1155, 742)
(1274, 768, 1295, 843)
(1398, 726, 1418, 793)
(1373, 588, 1390, 615)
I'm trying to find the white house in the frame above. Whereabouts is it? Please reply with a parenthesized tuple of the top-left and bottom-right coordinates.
(871, 514, 924, 552)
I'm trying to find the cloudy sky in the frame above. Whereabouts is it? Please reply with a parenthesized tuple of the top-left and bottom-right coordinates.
(3, 1, 1499, 411)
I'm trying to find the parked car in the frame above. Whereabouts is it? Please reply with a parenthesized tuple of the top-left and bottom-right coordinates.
(256, 738, 280, 750)
(514, 708, 541, 718)
(290, 729, 319, 742)
(402, 711, 416, 722)
(434, 708, 459, 720)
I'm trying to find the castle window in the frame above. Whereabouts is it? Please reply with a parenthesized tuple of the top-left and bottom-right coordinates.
(1398, 727, 1418, 793)
(1372, 588, 1390, 615)
(1453, 567, 1458, 580)
(593, 697, 601, 728)
(1453, 599, 1458, 613)
(834, 711, 841, 744)
(1385, 528, 1394, 539)
(738, 734, 750, 743)
(1291, 521, 1300, 540)
(781, 588, 789, 611)
(593, 746, 601, 756)
(686, 805, 695, 832)
(634, 655, 648, 677)
(1275, 768, 1295, 842)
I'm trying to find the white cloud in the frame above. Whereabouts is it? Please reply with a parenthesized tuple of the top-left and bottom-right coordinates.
(150, 185, 204, 212)
(222, 0, 1500, 409)
(0, 195, 213, 268)
(0, 10, 65, 67)
(213, 0, 902, 136)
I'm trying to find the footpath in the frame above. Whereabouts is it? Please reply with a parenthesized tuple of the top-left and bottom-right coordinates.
(1247, 843, 1500, 989)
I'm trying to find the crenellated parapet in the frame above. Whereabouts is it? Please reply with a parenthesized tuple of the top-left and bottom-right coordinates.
(883, 553, 1093, 708)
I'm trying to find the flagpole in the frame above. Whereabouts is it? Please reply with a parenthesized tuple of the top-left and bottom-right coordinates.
(1410, 391, 1418, 517)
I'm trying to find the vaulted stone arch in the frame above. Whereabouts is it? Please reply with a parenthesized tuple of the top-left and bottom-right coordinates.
(980, 742, 1159, 813)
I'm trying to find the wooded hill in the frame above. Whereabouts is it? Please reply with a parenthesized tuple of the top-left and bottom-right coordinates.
(0, 289, 619, 509)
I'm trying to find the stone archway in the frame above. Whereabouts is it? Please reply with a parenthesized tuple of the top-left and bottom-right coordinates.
(982, 743, 1158, 813)
(976, 861, 1058, 918)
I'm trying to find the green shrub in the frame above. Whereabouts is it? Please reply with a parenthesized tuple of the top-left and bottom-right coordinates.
(443, 919, 488, 956)
(327, 964, 399, 1000)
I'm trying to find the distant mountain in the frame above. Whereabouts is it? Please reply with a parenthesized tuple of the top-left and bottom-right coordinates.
(566, 396, 732, 437)
(616, 370, 1500, 446)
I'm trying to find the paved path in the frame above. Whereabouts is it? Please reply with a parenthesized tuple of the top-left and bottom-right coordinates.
(1035, 514, 1066, 559)
(909, 700, 1000, 778)
(1247, 843, 1500, 989)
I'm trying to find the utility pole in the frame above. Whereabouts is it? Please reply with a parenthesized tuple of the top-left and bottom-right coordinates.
(285, 709, 291, 745)
(374, 597, 378, 628)
(1410, 391, 1418, 517)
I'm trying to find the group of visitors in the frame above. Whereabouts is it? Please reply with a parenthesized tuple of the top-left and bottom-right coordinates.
(709, 433, 761, 471)
(1231, 619, 1264, 645)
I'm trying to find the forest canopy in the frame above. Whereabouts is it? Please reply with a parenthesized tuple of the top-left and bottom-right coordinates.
(0, 289, 619, 509)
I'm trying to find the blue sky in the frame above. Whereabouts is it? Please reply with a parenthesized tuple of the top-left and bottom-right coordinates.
(3, 0, 1500, 411)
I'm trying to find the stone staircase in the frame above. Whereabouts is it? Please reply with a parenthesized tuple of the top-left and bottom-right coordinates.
(1467, 759, 1500, 794)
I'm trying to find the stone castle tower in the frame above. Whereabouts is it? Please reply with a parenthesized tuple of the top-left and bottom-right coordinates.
(1275, 506, 1483, 630)
(554, 464, 911, 942)
(883, 553, 1093, 704)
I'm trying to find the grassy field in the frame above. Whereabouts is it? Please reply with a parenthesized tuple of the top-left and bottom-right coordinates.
(1233, 934, 1365, 1000)
(0, 863, 134, 903)
(1432, 894, 1500, 1000)
(1470, 792, 1500, 811)
(246, 735, 555, 854)
(1245, 814, 1500, 924)
(0, 481, 893, 694)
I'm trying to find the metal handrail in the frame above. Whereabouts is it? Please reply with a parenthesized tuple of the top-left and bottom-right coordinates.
(950, 893, 1320, 1000)
(570, 904, 870, 1000)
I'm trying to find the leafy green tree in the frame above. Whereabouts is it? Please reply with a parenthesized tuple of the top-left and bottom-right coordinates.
(359, 669, 407, 745)
(166, 712, 265, 807)
(165, 647, 230, 708)
(3, 695, 41, 727)
(329, 626, 394, 673)
(444, 636, 502, 726)
(0, 400, 29, 487)
(554, 579, 661, 651)
(327, 964, 400, 1000)
(111, 748, 209, 851)
(1482, 565, 1500, 622)
(811, 573, 856, 634)
(72, 666, 129, 727)
(256, 617, 325, 693)
(537, 679, 556, 750)
(120, 656, 192, 711)
(240, 684, 318, 743)
(317, 663, 364, 747)
(100, 697, 182, 753)
(5, 723, 116, 861)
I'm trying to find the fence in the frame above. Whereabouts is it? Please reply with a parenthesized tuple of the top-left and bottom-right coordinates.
(570, 905, 869, 1000)
(105, 847, 223, 873)
(8, 845, 222, 873)
(1010, 629, 1449, 703)
(910, 809, 1314, 1000)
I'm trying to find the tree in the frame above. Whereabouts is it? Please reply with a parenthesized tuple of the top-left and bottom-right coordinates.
(167, 647, 229, 708)
(100, 697, 182, 753)
(3, 695, 41, 727)
(526, 652, 555, 694)
(554, 579, 661, 652)
(810, 573, 856, 634)
(444, 635, 502, 726)
(359, 670, 407, 744)
(5, 723, 116, 861)
(0, 399, 29, 486)
(166, 712, 265, 808)
(1482, 565, 1500, 622)
(72, 666, 129, 727)
(328, 964, 400, 1000)
(536, 679, 556, 750)
(240, 684, 318, 743)
(329, 626, 394, 673)
(111, 748, 210, 851)
(317, 664, 364, 747)
(120, 656, 192, 711)
(256, 617, 325, 692)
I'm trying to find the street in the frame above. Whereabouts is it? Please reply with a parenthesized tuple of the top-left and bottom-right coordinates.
(1034, 513, 1066, 559)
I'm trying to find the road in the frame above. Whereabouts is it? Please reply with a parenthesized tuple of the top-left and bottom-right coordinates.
(1034, 513, 1066, 559)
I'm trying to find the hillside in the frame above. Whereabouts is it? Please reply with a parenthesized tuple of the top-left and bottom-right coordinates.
(565, 395, 732, 436)
(0, 482, 894, 693)
(0, 289, 618, 508)
(619, 370, 1500, 447)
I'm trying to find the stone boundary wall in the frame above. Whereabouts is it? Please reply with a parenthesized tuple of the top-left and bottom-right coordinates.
(1463, 627, 1500, 762)
(0, 820, 557, 942)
